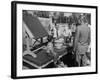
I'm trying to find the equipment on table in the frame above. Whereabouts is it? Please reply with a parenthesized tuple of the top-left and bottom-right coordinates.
(23, 12, 68, 69)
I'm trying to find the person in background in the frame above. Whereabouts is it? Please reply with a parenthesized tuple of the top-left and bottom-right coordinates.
(70, 23, 77, 47)
(71, 23, 76, 37)
(63, 24, 72, 44)
(57, 24, 64, 38)
(74, 16, 91, 66)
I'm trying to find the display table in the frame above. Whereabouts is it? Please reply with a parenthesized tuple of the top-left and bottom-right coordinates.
(23, 47, 67, 69)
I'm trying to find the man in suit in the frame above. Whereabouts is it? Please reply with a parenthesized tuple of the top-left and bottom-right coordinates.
(74, 16, 91, 66)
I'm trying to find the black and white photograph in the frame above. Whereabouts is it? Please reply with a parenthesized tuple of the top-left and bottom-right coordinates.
(11, 1, 97, 79)
(22, 10, 91, 69)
